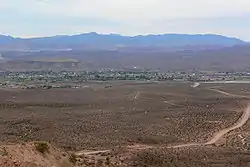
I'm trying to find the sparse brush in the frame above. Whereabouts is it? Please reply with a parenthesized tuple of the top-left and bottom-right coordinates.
(96, 159, 104, 166)
(69, 153, 77, 165)
(105, 156, 111, 165)
(0, 147, 8, 156)
(34, 141, 49, 154)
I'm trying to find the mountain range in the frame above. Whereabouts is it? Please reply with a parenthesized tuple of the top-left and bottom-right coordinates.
(0, 33, 250, 72)
(0, 33, 247, 51)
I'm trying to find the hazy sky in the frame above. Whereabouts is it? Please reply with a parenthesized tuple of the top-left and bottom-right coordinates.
(0, 0, 249, 40)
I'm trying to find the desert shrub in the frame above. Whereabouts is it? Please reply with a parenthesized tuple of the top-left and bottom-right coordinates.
(137, 135, 164, 145)
(131, 149, 180, 167)
(34, 141, 49, 154)
(105, 156, 111, 165)
(0, 147, 8, 156)
(69, 153, 77, 165)
(96, 159, 104, 166)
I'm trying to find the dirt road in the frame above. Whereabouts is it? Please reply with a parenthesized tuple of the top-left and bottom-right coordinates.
(205, 105, 250, 145)
(134, 91, 140, 100)
(166, 105, 250, 148)
(210, 89, 250, 98)
(164, 100, 180, 106)
(78, 89, 250, 154)
(79, 104, 249, 155)
(76, 150, 111, 156)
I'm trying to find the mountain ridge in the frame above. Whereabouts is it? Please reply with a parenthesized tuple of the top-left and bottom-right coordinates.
(0, 33, 247, 50)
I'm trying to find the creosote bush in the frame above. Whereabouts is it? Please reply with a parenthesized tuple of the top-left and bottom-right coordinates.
(69, 153, 77, 165)
(34, 141, 49, 154)
(0, 147, 8, 156)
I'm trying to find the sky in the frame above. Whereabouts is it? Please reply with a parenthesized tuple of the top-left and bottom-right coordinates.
(0, 0, 249, 41)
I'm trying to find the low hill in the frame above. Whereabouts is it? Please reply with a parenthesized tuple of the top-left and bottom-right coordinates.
(1, 44, 250, 72)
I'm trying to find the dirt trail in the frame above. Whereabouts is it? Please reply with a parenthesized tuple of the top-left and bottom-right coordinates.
(210, 89, 250, 98)
(203, 88, 250, 145)
(164, 100, 180, 106)
(166, 105, 250, 148)
(205, 106, 250, 145)
(79, 105, 249, 155)
(134, 91, 140, 100)
(166, 89, 250, 148)
(76, 150, 111, 156)
(79, 89, 250, 155)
